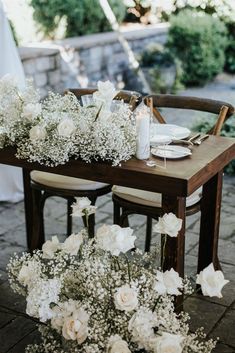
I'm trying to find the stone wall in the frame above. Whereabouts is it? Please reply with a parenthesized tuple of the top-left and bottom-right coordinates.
(18, 23, 168, 98)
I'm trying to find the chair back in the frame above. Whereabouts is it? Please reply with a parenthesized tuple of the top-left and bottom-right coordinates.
(66, 88, 142, 111)
(144, 94, 234, 136)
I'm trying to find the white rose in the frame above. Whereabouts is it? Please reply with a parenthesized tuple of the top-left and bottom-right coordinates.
(153, 213, 182, 237)
(93, 81, 117, 119)
(114, 284, 138, 312)
(62, 307, 89, 344)
(29, 125, 46, 142)
(153, 269, 183, 296)
(107, 335, 131, 353)
(96, 80, 117, 101)
(22, 103, 42, 121)
(151, 332, 184, 353)
(42, 235, 61, 259)
(61, 232, 83, 256)
(128, 308, 156, 350)
(196, 263, 229, 298)
(72, 197, 97, 217)
(96, 224, 136, 256)
(57, 118, 75, 137)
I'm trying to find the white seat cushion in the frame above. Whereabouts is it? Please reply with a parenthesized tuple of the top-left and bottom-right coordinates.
(112, 185, 202, 208)
(31, 171, 109, 191)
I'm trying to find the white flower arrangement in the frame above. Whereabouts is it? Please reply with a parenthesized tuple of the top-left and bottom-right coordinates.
(0, 76, 136, 166)
(6, 199, 228, 353)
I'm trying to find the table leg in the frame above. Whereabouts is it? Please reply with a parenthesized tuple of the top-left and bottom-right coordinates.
(197, 170, 223, 273)
(161, 195, 186, 277)
(22, 168, 34, 251)
(161, 195, 186, 311)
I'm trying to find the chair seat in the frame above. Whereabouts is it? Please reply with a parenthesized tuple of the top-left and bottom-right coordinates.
(112, 185, 202, 208)
(31, 171, 109, 191)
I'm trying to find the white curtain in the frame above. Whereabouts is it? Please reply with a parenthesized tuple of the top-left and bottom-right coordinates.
(0, 0, 25, 202)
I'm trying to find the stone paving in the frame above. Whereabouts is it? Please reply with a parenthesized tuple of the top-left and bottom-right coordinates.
(0, 75, 234, 352)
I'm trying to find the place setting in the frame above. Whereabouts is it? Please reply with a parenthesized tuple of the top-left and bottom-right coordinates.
(135, 103, 199, 168)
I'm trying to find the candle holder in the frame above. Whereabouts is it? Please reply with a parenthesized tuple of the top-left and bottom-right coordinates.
(135, 105, 150, 160)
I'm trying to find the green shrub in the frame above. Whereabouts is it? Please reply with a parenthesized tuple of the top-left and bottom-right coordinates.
(30, 0, 126, 38)
(140, 43, 184, 93)
(192, 116, 235, 175)
(163, 1, 235, 75)
(140, 43, 174, 68)
(167, 10, 228, 86)
(224, 22, 235, 73)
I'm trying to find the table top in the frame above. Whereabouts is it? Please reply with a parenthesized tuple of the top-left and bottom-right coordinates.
(0, 135, 234, 197)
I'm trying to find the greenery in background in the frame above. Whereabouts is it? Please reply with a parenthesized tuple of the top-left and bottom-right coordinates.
(140, 43, 174, 68)
(167, 10, 228, 86)
(140, 43, 184, 93)
(192, 116, 235, 175)
(224, 22, 235, 73)
(29, 0, 126, 38)
(165, 0, 235, 74)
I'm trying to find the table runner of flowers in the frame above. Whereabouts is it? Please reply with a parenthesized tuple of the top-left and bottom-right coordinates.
(5, 198, 229, 353)
(0, 76, 136, 166)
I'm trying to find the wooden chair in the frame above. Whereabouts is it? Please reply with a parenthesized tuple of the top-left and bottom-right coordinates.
(30, 88, 141, 247)
(112, 94, 234, 264)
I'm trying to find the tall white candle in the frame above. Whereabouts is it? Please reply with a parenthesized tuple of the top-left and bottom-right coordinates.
(135, 108, 150, 160)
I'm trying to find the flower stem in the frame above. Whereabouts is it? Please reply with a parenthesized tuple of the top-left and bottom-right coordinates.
(124, 255, 131, 283)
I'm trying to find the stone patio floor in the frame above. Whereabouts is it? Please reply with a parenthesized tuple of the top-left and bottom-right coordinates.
(0, 74, 235, 352)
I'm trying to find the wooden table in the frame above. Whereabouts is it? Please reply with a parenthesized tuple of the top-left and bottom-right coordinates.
(0, 135, 234, 278)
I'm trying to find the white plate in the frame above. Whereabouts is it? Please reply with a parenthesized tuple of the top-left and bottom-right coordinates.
(151, 124, 190, 140)
(150, 134, 172, 146)
(151, 145, 192, 159)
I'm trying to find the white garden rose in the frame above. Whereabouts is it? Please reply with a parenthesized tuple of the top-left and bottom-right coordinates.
(153, 213, 182, 237)
(61, 232, 83, 256)
(96, 224, 136, 256)
(22, 103, 42, 121)
(151, 332, 184, 353)
(196, 263, 229, 298)
(128, 308, 157, 350)
(62, 307, 89, 344)
(42, 236, 61, 259)
(107, 335, 131, 353)
(57, 118, 75, 137)
(29, 125, 46, 142)
(72, 197, 97, 217)
(153, 269, 183, 296)
(114, 284, 138, 312)
(96, 80, 117, 102)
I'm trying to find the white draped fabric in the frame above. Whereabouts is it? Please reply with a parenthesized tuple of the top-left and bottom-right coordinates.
(0, 0, 25, 202)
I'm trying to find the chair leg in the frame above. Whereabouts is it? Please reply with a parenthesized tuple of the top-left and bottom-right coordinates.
(197, 171, 223, 274)
(67, 198, 74, 236)
(145, 216, 152, 252)
(121, 208, 130, 227)
(113, 199, 121, 224)
(31, 188, 45, 250)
